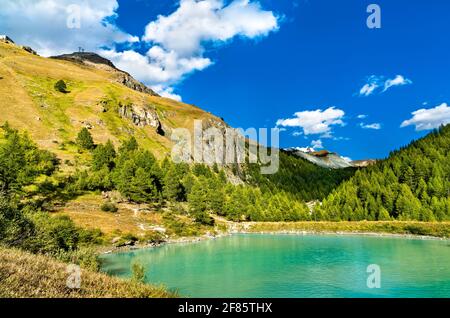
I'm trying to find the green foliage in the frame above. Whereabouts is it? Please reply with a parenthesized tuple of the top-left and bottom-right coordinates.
(76, 127, 95, 150)
(26, 212, 81, 254)
(246, 151, 355, 202)
(114, 149, 162, 203)
(54, 246, 100, 271)
(0, 194, 34, 248)
(100, 201, 118, 213)
(163, 162, 188, 201)
(131, 262, 146, 283)
(54, 80, 68, 93)
(317, 125, 450, 221)
(0, 124, 58, 193)
(92, 140, 116, 171)
(187, 177, 214, 225)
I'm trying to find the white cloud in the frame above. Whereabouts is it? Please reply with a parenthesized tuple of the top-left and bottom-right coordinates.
(0, 0, 137, 56)
(139, 0, 279, 98)
(142, 0, 279, 57)
(311, 139, 323, 149)
(359, 82, 379, 97)
(358, 75, 412, 96)
(151, 85, 183, 102)
(0, 0, 279, 101)
(383, 75, 412, 92)
(357, 114, 368, 119)
(292, 131, 302, 137)
(401, 103, 450, 131)
(99, 47, 212, 90)
(276, 107, 345, 137)
(359, 122, 381, 130)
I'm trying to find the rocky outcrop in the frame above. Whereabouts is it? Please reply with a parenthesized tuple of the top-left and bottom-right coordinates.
(0, 35, 14, 44)
(21, 46, 37, 55)
(118, 103, 165, 136)
(351, 159, 377, 168)
(116, 72, 159, 96)
(52, 52, 116, 68)
(287, 149, 353, 169)
(51, 52, 159, 96)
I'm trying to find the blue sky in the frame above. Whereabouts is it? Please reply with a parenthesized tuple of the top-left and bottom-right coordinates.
(2, 0, 450, 160)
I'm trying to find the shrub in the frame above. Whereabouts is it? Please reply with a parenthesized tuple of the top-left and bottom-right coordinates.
(131, 262, 146, 283)
(54, 80, 68, 93)
(54, 246, 100, 271)
(100, 201, 118, 213)
(25, 212, 80, 254)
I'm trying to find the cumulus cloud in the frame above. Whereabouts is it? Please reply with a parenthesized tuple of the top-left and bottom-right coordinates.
(358, 75, 412, 96)
(0, 0, 279, 101)
(401, 103, 450, 131)
(0, 0, 137, 56)
(359, 122, 381, 130)
(311, 139, 323, 149)
(99, 47, 212, 93)
(142, 0, 279, 57)
(357, 114, 368, 119)
(276, 107, 345, 137)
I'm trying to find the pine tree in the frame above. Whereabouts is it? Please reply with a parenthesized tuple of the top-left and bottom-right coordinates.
(188, 177, 213, 225)
(92, 140, 116, 171)
(76, 128, 94, 150)
(163, 165, 185, 202)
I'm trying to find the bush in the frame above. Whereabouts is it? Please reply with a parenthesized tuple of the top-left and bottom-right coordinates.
(25, 212, 80, 254)
(131, 262, 146, 283)
(54, 80, 68, 93)
(54, 246, 100, 271)
(100, 201, 118, 213)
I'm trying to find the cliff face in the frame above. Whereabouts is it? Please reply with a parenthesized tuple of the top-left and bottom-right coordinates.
(117, 103, 165, 136)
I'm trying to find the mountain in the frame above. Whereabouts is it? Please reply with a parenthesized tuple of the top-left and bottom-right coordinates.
(315, 125, 450, 221)
(286, 148, 353, 169)
(0, 38, 226, 163)
(285, 148, 376, 169)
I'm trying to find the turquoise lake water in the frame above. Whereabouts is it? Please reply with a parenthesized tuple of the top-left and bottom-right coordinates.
(100, 234, 450, 298)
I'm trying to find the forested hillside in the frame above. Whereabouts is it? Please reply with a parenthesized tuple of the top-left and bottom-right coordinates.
(315, 125, 450, 221)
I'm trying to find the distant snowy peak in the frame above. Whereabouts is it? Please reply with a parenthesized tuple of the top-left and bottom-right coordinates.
(284, 148, 376, 169)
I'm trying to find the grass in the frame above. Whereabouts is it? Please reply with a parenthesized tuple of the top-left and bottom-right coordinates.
(54, 194, 216, 243)
(54, 193, 163, 239)
(239, 221, 450, 238)
(0, 246, 176, 298)
(0, 40, 222, 162)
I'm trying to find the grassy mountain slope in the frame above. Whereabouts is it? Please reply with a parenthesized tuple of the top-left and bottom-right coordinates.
(316, 125, 450, 221)
(0, 246, 175, 298)
(0, 40, 221, 162)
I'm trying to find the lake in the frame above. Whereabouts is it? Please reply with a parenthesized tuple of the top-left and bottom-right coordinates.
(100, 234, 450, 298)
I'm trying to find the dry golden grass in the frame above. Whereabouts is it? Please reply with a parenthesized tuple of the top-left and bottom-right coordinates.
(54, 194, 163, 238)
(0, 246, 175, 298)
(0, 41, 222, 160)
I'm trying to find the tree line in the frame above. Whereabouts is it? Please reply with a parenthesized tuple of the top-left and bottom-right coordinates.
(314, 125, 450, 221)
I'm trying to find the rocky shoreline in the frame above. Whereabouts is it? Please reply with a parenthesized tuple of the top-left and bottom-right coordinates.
(101, 225, 448, 255)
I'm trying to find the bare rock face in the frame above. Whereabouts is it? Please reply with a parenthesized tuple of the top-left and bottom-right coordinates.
(0, 35, 14, 43)
(118, 103, 165, 136)
(21, 46, 38, 55)
(117, 73, 159, 96)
